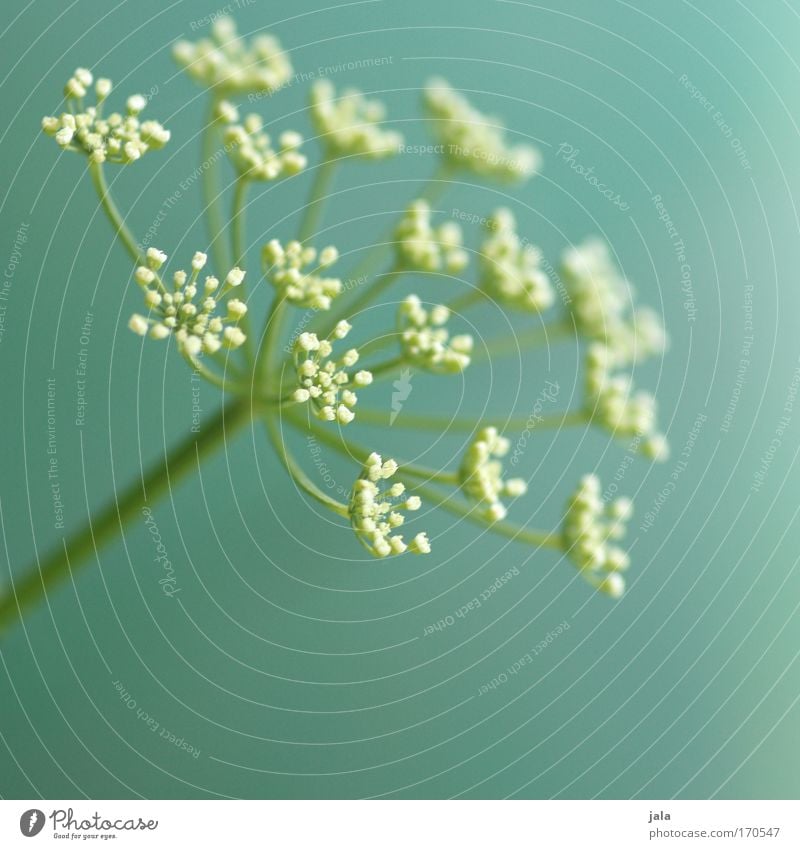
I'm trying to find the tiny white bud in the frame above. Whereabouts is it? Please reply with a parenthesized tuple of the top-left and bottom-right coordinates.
(192, 252, 208, 271)
(128, 314, 148, 335)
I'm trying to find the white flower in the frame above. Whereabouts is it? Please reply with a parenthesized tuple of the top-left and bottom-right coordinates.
(349, 453, 429, 557)
(223, 113, 307, 180)
(310, 79, 403, 159)
(398, 295, 473, 373)
(562, 474, 632, 597)
(459, 427, 527, 521)
(561, 238, 667, 363)
(263, 239, 342, 310)
(172, 16, 292, 95)
(128, 249, 247, 356)
(585, 344, 668, 461)
(423, 78, 541, 182)
(43, 70, 169, 165)
(394, 200, 469, 273)
(479, 209, 554, 312)
(225, 266, 246, 287)
(291, 327, 371, 423)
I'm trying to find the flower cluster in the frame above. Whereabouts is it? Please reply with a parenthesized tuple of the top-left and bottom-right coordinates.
(585, 344, 668, 460)
(42, 70, 169, 165)
(398, 296, 473, 373)
(128, 249, 247, 356)
(172, 17, 292, 95)
(561, 238, 667, 364)
(562, 475, 632, 598)
(262, 239, 342, 310)
(478, 209, 554, 312)
(310, 79, 403, 159)
(423, 78, 541, 182)
(459, 427, 527, 521)
(291, 326, 372, 423)
(394, 200, 469, 273)
(222, 107, 306, 180)
(349, 453, 430, 557)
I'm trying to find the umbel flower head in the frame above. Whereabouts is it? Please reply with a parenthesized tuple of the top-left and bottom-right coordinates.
(585, 344, 668, 461)
(561, 238, 667, 364)
(42, 69, 170, 165)
(394, 200, 469, 273)
(398, 295, 473, 374)
(478, 209, 555, 312)
(262, 239, 342, 310)
(349, 453, 430, 557)
(291, 325, 373, 424)
(310, 79, 403, 159)
(423, 78, 541, 182)
(128, 249, 247, 356)
(172, 16, 292, 95)
(222, 106, 306, 180)
(562, 474, 632, 598)
(459, 427, 527, 521)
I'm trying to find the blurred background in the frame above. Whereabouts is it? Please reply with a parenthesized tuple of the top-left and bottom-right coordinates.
(2, 0, 800, 799)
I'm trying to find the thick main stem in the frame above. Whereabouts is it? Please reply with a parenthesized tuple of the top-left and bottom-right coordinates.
(202, 93, 232, 276)
(0, 400, 251, 635)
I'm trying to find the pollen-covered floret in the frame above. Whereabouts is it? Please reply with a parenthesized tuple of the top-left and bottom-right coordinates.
(310, 79, 403, 159)
(262, 239, 342, 310)
(398, 296, 473, 373)
(459, 427, 527, 521)
(478, 209, 554, 312)
(172, 17, 292, 95)
(585, 344, 668, 461)
(349, 453, 430, 557)
(423, 78, 541, 182)
(42, 70, 169, 165)
(394, 200, 469, 273)
(222, 109, 306, 180)
(128, 249, 247, 357)
(291, 326, 372, 424)
(562, 474, 632, 598)
(561, 238, 667, 364)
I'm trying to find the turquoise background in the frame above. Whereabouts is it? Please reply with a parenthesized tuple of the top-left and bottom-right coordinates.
(2, 0, 800, 799)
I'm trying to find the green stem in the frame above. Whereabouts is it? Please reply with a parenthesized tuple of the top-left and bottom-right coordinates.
(0, 400, 252, 635)
(477, 317, 573, 361)
(350, 407, 589, 432)
(202, 93, 232, 276)
(368, 355, 404, 381)
(447, 289, 484, 314)
(261, 411, 348, 515)
(298, 158, 337, 243)
(230, 177, 254, 361)
(88, 161, 143, 265)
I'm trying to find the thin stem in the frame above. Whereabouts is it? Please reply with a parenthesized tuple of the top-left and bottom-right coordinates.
(230, 177, 254, 361)
(89, 161, 143, 266)
(202, 93, 232, 276)
(318, 269, 403, 340)
(368, 355, 404, 381)
(350, 407, 589, 432)
(0, 400, 252, 635)
(261, 410, 348, 515)
(298, 158, 337, 243)
(446, 289, 484, 314)
(476, 317, 574, 362)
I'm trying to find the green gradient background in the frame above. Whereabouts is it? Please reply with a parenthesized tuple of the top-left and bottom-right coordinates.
(2, 0, 800, 799)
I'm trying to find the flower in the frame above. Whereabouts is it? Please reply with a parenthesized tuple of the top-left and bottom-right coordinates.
(310, 79, 403, 159)
(262, 239, 342, 310)
(291, 326, 372, 423)
(561, 238, 667, 363)
(562, 474, 632, 597)
(459, 427, 527, 521)
(423, 78, 541, 182)
(42, 70, 169, 165)
(349, 453, 430, 556)
(172, 17, 292, 95)
(398, 295, 473, 373)
(478, 209, 554, 312)
(128, 249, 247, 356)
(394, 200, 469, 273)
(223, 111, 306, 180)
(585, 344, 668, 460)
